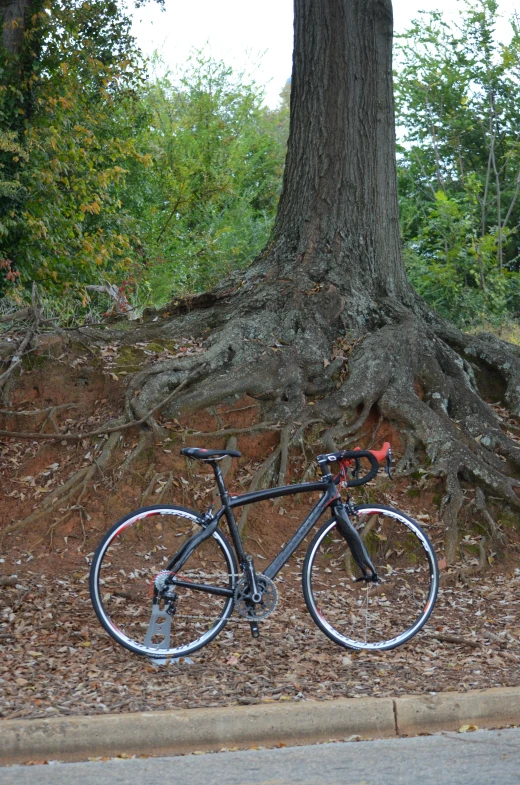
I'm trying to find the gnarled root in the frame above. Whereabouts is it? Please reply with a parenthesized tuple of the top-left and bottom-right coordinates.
(3, 285, 520, 570)
(1, 431, 121, 542)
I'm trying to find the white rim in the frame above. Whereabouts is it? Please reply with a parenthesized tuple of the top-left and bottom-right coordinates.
(92, 508, 237, 657)
(305, 507, 438, 651)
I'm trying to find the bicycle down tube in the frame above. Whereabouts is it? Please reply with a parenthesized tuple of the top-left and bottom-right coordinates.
(166, 475, 339, 587)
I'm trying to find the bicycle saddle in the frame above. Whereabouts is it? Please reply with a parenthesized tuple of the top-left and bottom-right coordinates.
(180, 447, 242, 460)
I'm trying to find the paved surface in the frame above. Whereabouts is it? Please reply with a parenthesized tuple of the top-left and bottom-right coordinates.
(1, 728, 519, 785)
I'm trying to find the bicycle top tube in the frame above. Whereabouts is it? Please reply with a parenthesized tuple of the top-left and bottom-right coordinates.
(228, 479, 329, 509)
(207, 477, 335, 529)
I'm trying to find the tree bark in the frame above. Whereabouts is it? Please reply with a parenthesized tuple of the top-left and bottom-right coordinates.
(0, 0, 30, 55)
(270, 0, 408, 304)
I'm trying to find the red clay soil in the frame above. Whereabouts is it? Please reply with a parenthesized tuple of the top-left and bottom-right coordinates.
(1, 340, 520, 720)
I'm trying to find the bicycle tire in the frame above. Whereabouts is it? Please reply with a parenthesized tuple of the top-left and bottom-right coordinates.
(302, 504, 439, 651)
(89, 505, 238, 658)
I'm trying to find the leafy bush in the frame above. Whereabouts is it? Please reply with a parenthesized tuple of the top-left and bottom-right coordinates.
(396, 0, 520, 328)
(127, 53, 287, 306)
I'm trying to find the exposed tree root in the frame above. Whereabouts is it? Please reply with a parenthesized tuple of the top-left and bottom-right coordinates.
(0, 366, 205, 441)
(140, 472, 165, 506)
(238, 448, 281, 534)
(238, 421, 323, 531)
(473, 487, 505, 545)
(139, 471, 175, 506)
(3, 277, 520, 568)
(220, 437, 238, 481)
(117, 432, 154, 479)
(38, 502, 89, 548)
(0, 328, 34, 395)
(1, 431, 120, 542)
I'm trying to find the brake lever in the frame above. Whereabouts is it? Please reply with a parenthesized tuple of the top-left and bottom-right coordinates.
(352, 457, 361, 479)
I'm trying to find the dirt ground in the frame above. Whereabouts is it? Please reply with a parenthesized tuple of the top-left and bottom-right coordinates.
(1, 338, 520, 720)
(1, 552, 520, 721)
(1, 483, 520, 721)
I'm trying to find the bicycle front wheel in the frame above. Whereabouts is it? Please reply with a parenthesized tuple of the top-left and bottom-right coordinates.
(90, 505, 238, 658)
(303, 504, 438, 651)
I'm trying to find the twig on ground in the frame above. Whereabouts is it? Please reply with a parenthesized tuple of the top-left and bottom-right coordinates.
(428, 633, 480, 649)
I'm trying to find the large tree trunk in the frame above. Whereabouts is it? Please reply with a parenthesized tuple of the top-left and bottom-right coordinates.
(4, 0, 520, 567)
(273, 0, 407, 304)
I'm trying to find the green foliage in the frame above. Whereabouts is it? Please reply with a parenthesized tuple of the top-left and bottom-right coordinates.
(127, 53, 287, 304)
(396, 0, 520, 327)
(0, 130, 27, 243)
(0, 0, 288, 314)
(0, 0, 150, 300)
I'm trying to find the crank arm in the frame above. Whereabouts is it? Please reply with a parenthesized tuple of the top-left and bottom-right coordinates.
(245, 555, 262, 603)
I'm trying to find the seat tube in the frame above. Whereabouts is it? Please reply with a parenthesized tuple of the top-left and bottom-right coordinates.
(212, 462, 228, 502)
(211, 462, 246, 564)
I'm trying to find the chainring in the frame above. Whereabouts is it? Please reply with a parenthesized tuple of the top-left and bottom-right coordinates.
(234, 573, 278, 621)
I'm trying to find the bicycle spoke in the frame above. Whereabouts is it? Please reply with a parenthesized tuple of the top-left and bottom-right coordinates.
(90, 506, 237, 658)
(303, 505, 438, 650)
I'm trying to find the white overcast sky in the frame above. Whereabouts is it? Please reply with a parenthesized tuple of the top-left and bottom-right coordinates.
(131, 1, 520, 106)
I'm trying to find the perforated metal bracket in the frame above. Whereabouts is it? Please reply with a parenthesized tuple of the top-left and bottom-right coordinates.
(144, 604, 172, 654)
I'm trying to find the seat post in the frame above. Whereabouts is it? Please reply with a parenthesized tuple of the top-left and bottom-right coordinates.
(211, 461, 229, 504)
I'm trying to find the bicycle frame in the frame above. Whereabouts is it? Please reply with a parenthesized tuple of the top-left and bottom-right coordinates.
(165, 463, 340, 599)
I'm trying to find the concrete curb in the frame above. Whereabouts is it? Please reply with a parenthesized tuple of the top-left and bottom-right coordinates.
(396, 687, 520, 735)
(1, 687, 519, 765)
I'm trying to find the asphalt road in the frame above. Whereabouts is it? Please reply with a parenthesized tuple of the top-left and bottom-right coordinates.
(1, 728, 519, 785)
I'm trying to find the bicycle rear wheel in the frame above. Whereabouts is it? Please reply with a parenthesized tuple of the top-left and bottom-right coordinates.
(303, 504, 438, 651)
(89, 505, 238, 658)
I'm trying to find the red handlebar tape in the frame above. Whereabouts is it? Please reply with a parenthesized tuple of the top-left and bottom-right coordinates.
(352, 441, 391, 465)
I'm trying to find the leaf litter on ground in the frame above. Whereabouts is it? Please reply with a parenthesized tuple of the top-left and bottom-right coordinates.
(0, 566, 519, 720)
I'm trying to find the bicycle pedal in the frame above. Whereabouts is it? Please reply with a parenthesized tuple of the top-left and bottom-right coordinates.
(249, 621, 260, 638)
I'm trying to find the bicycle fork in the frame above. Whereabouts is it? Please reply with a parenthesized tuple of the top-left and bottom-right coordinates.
(332, 501, 379, 582)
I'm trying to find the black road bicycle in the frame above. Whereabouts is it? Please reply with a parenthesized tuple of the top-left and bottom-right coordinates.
(89, 443, 439, 659)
